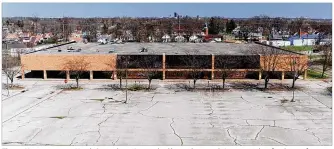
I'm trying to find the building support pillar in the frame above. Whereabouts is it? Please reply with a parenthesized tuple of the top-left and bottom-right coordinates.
(90, 70, 93, 80)
(66, 71, 70, 80)
(43, 70, 47, 80)
(211, 54, 215, 80)
(303, 70, 307, 80)
(258, 71, 262, 80)
(113, 71, 117, 80)
(281, 71, 285, 80)
(21, 69, 25, 80)
(162, 53, 166, 80)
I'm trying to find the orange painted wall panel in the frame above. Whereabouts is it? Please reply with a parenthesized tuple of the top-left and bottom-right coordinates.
(21, 54, 117, 71)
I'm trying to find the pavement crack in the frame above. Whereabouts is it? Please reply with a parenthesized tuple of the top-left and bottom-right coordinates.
(112, 137, 120, 146)
(245, 120, 250, 125)
(301, 90, 331, 109)
(96, 114, 114, 143)
(263, 137, 286, 145)
(282, 105, 295, 117)
(3, 89, 63, 124)
(255, 126, 265, 140)
(308, 131, 322, 144)
(227, 128, 240, 145)
(8, 120, 34, 132)
(170, 118, 183, 146)
(67, 107, 72, 116)
(151, 93, 156, 101)
(70, 137, 76, 145)
(209, 122, 215, 128)
(240, 96, 250, 103)
(141, 101, 159, 112)
(28, 129, 43, 142)
(137, 111, 167, 119)
(208, 102, 214, 115)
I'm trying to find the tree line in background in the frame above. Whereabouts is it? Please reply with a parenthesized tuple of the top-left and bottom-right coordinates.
(3, 15, 332, 42)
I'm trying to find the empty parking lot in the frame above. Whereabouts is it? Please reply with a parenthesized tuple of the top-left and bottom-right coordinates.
(1, 79, 332, 146)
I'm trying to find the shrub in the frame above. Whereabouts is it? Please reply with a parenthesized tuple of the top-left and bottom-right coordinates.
(307, 70, 328, 79)
(128, 84, 146, 91)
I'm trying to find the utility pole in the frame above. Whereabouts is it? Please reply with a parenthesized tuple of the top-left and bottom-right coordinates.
(62, 16, 65, 41)
(4, 42, 9, 96)
(178, 15, 180, 35)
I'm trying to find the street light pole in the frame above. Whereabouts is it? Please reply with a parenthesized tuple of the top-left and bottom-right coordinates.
(4, 41, 9, 96)
(125, 57, 129, 104)
(291, 58, 297, 102)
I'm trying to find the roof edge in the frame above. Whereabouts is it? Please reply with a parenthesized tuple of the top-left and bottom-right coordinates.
(254, 41, 304, 55)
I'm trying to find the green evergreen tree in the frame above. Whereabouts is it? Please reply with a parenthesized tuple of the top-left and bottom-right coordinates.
(226, 19, 237, 33)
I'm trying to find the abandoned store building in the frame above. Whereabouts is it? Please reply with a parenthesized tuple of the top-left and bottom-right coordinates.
(20, 42, 308, 80)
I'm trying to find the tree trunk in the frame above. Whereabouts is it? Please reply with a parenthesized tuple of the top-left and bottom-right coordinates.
(321, 69, 325, 78)
(120, 77, 122, 89)
(291, 88, 296, 102)
(9, 77, 14, 88)
(193, 80, 196, 89)
(322, 58, 327, 78)
(223, 78, 226, 89)
(292, 74, 296, 89)
(148, 79, 151, 89)
(76, 78, 79, 88)
(264, 77, 269, 90)
(125, 70, 128, 104)
(6, 75, 9, 96)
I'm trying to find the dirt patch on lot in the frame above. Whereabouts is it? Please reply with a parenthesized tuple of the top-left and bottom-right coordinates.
(2, 83, 25, 90)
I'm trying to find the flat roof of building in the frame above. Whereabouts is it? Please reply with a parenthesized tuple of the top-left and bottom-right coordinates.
(26, 42, 296, 55)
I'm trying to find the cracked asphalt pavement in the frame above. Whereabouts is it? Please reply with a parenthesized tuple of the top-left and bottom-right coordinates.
(1, 79, 332, 146)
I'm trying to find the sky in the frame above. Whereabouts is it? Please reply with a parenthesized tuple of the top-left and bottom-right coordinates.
(2, 3, 332, 19)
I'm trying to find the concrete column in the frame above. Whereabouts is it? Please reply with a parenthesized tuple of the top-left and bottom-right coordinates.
(43, 70, 47, 80)
(303, 70, 307, 80)
(113, 71, 117, 80)
(281, 71, 285, 80)
(162, 53, 166, 80)
(258, 71, 262, 80)
(211, 54, 215, 80)
(90, 70, 93, 80)
(66, 71, 70, 80)
(21, 69, 25, 80)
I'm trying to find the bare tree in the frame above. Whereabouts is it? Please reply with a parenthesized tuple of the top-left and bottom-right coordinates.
(62, 57, 90, 88)
(285, 55, 308, 102)
(80, 18, 98, 42)
(182, 50, 208, 89)
(215, 55, 235, 89)
(30, 16, 39, 35)
(140, 54, 161, 89)
(319, 41, 332, 78)
(108, 55, 133, 103)
(62, 18, 73, 42)
(112, 55, 131, 89)
(2, 54, 22, 89)
(250, 45, 285, 90)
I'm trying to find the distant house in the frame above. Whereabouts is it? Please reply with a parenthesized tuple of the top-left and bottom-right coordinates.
(4, 33, 19, 42)
(289, 34, 318, 46)
(203, 35, 222, 42)
(247, 32, 263, 41)
(148, 35, 158, 42)
(162, 34, 171, 42)
(189, 35, 200, 43)
(270, 34, 283, 40)
(174, 35, 186, 42)
(268, 34, 291, 47)
(123, 30, 135, 42)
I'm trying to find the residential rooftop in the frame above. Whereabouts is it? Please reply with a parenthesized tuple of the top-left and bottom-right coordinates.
(26, 42, 296, 55)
